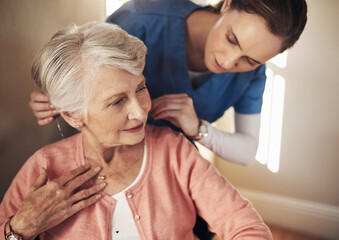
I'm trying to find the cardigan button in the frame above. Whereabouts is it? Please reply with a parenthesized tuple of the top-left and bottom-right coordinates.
(126, 192, 133, 198)
(135, 214, 140, 220)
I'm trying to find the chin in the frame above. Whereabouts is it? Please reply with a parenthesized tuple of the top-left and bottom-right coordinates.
(124, 131, 145, 146)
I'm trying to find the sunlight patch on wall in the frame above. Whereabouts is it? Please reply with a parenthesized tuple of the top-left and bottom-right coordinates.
(269, 51, 288, 68)
(256, 52, 287, 173)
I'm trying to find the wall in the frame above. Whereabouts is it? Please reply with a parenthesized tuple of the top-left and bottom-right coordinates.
(214, 0, 339, 239)
(0, 0, 105, 199)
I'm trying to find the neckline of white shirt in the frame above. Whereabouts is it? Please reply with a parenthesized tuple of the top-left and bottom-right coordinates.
(112, 142, 147, 199)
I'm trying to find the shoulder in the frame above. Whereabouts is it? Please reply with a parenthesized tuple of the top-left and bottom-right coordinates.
(137, 0, 200, 18)
(0, 134, 82, 209)
(38, 133, 81, 158)
(145, 125, 187, 146)
(130, 0, 199, 17)
(145, 125, 209, 170)
(26, 134, 82, 179)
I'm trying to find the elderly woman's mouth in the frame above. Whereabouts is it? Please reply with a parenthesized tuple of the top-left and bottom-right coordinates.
(122, 123, 144, 133)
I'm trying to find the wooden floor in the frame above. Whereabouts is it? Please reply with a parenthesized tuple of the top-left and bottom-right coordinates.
(213, 224, 326, 240)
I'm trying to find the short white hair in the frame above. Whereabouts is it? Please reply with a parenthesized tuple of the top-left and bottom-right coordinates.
(31, 22, 147, 115)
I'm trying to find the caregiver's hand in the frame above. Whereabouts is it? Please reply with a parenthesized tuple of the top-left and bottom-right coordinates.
(10, 165, 106, 240)
(29, 91, 59, 126)
(150, 93, 200, 137)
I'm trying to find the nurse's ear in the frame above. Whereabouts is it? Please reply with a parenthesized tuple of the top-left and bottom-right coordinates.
(220, 0, 232, 14)
(60, 111, 83, 130)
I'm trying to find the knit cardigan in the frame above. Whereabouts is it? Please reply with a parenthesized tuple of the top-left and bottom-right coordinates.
(0, 125, 272, 239)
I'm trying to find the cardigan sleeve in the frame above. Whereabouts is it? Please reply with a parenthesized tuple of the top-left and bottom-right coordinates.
(0, 150, 45, 240)
(176, 134, 272, 239)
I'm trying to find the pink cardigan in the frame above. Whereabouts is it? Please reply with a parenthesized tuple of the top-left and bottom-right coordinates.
(0, 126, 272, 240)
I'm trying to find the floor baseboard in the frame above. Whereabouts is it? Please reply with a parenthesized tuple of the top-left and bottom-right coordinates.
(238, 188, 339, 240)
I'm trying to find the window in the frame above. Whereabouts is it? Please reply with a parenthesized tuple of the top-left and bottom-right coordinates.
(106, 0, 219, 16)
(106, 0, 127, 16)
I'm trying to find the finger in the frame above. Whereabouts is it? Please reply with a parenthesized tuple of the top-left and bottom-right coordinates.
(33, 109, 59, 119)
(37, 117, 55, 126)
(69, 183, 106, 204)
(151, 94, 187, 106)
(29, 100, 56, 111)
(153, 93, 188, 101)
(30, 91, 51, 102)
(65, 166, 102, 192)
(152, 109, 182, 120)
(29, 167, 48, 193)
(57, 165, 92, 186)
(70, 193, 102, 215)
(151, 99, 186, 115)
(151, 102, 185, 117)
(152, 98, 185, 108)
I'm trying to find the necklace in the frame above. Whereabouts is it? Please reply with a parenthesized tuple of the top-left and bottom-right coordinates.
(95, 147, 144, 180)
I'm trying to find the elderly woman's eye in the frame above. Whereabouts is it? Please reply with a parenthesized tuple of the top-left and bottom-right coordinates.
(136, 86, 147, 93)
(112, 98, 125, 106)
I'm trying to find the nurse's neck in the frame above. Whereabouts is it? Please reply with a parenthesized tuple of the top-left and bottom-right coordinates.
(185, 9, 219, 72)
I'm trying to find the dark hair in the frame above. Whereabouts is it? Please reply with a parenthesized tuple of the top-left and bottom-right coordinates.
(208, 0, 307, 52)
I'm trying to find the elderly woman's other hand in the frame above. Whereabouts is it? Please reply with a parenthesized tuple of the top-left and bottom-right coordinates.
(29, 91, 59, 126)
(9, 165, 106, 240)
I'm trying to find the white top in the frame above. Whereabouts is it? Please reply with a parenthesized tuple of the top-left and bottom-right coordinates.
(189, 71, 260, 165)
(111, 144, 147, 240)
(198, 113, 260, 165)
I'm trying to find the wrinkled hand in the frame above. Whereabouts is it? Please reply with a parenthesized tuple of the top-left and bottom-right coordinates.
(29, 91, 59, 126)
(10, 166, 106, 240)
(150, 93, 200, 136)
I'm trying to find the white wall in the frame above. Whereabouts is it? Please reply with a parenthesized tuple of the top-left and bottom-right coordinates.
(215, 1, 339, 239)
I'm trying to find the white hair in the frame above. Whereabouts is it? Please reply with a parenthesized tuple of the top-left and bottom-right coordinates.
(31, 22, 147, 115)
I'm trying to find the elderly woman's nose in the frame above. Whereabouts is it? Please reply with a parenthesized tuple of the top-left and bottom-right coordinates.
(127, 98, 145, 120)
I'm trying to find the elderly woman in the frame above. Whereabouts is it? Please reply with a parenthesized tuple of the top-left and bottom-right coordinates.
(0, 22, 271, 239)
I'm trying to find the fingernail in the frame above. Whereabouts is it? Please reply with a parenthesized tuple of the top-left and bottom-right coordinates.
(94, 166, 101, 172)
(100, 183, 106, 188)
(96, 194, 102, 199)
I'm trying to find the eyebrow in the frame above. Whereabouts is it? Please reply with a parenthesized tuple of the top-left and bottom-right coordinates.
(230, 27, 262, 65)
(104, 78, 146, 101)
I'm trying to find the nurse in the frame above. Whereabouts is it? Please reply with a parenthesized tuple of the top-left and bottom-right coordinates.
(29, 0, 307, 166)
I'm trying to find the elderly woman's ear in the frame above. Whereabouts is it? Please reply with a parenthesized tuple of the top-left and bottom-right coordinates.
(60, 111, 83, 129)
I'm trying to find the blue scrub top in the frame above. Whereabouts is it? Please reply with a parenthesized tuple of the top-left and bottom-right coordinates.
(107, 0, 266, 124)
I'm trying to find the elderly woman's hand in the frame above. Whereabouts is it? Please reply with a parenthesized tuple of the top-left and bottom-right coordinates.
(29, 91, 59, 126)
(9, 165, 106, 240)
(150, 93, 200, 137)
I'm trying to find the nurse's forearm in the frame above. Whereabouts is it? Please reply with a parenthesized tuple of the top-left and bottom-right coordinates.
(197, 113, 260, 165)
